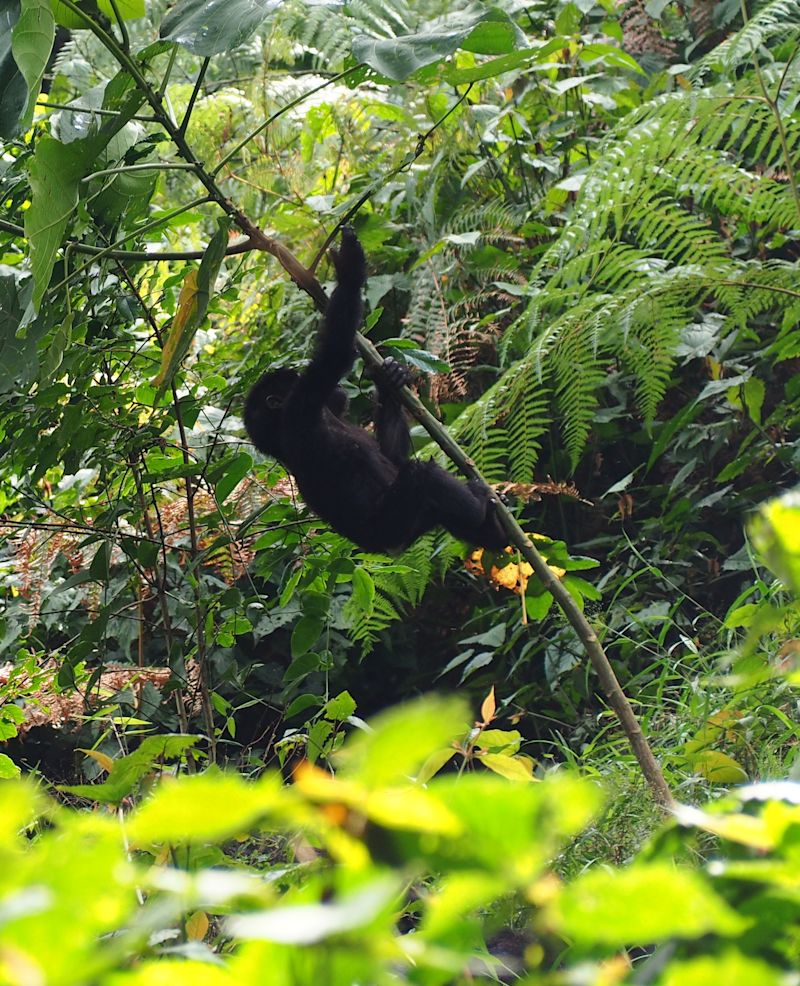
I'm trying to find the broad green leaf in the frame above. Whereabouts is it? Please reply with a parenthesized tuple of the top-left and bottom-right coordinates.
(335, 696, 468, 786)
(724, 602, 759, 628)
(0, 752, 20, 779)
(159, 0, 280, 56)
(25, 135, 86, 309)
(325, 691, 357, 722)
(11, 0, 54, 129)
(0, 815, 135, 982)
(460, 10, 525, 54)
(0, 781, 45, 835)
(443, 47, 539, 84)
(105, 959, 237, 986)
(0, 269, 40, 393)
(578, 41, 642, 71)
(291, 615, 323, 657)
(51, 0, 143, 28)
(284, 652, 322, 684)
(284, 693, 322, 719)
(365, 786, 461, 833)
(40, 310, 72, 380)
(215, 451, 253, 503)
(350, 566, 375, 613)
(353, 9, 522, 82)
(416, 747, 458, 784)
(421, 872, 505, 937)
(26, 86, 146, 309)
(676, 800, 800, 851)
(689, 749, 748, 784)
(551, 863, 747, 944)
(728, 376, 765, 424)
(659, 953, 782, 986)
(129, 770, 284, 844)
(0, 0, 27, 138)
(427, 773, 600, 879)
(749, 488, 800, 593)
(477, 729, 521, 753)
(88, 166, 157, 225)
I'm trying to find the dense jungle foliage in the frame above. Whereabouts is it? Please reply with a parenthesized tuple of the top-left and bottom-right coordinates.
(1, 0, 800, 980)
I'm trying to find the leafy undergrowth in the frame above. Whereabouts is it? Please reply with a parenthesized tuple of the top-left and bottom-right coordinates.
(4, 487, 798, 985)
(3, 695, 800, 986)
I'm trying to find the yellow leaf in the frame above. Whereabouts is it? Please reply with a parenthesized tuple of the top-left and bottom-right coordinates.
(153, 269, 200, 389)
(675, 804, 774, 850)
(78, 748, 115, 773)
(477, 753, 534, 782)
(293, 760, 365, 806)
(685, 709, 741, 755)
(690, 749, 748, 784)
(365, 786, 462, 834)
(480, 686, 496, 723)
(186, 911, 209, 941)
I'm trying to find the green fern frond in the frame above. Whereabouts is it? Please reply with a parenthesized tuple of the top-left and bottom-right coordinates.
(694, 0, 800, 73)
(347, 534, 459, 652)
(349, 592, 401, 653)
(550, 319, 608, 465)
(503, 361, 551, 479)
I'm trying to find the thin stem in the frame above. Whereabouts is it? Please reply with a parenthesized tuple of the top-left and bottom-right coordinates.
(82, 162, 197, 181)
(117, 263, 218, 761)
(0, 217, 254, 261)
(37, 100, 157, 121)
(159, 45, 178, 98)
(107, 0, 129, 51)
(179, 58, 210, 138)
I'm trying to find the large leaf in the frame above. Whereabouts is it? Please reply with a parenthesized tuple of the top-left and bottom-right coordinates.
(129, 770, 284, 844)
(0, 270, 42, 393)
(551, 862, 747, 945)
(750, 488, 800, 594)
(353, 8, 524, 82)
(25, 135, 90, 311)
(12, 0, 54, 129)
(25, 85, 147, 309)
(51, 0, 143, 29)
(0, 0, 27, 138)
(159, 0, 281, 56)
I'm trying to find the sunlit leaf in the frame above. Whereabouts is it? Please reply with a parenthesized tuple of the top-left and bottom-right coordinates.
(551, 863, 747, 945)
(335, 696, 468, 786)
(477, 752, 534, 782)
(185, 910, 209, 941)
(129, 770, 284, 844)
(659, 953, 782, 986)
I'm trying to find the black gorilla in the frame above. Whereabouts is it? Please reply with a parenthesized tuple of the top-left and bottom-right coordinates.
(244, 230, 507, 554)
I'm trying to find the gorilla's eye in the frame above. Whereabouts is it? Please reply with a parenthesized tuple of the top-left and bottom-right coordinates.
(265, 396, 282, 409)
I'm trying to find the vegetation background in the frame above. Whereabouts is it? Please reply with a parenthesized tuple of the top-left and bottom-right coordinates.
(1, 0, 800, 980)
